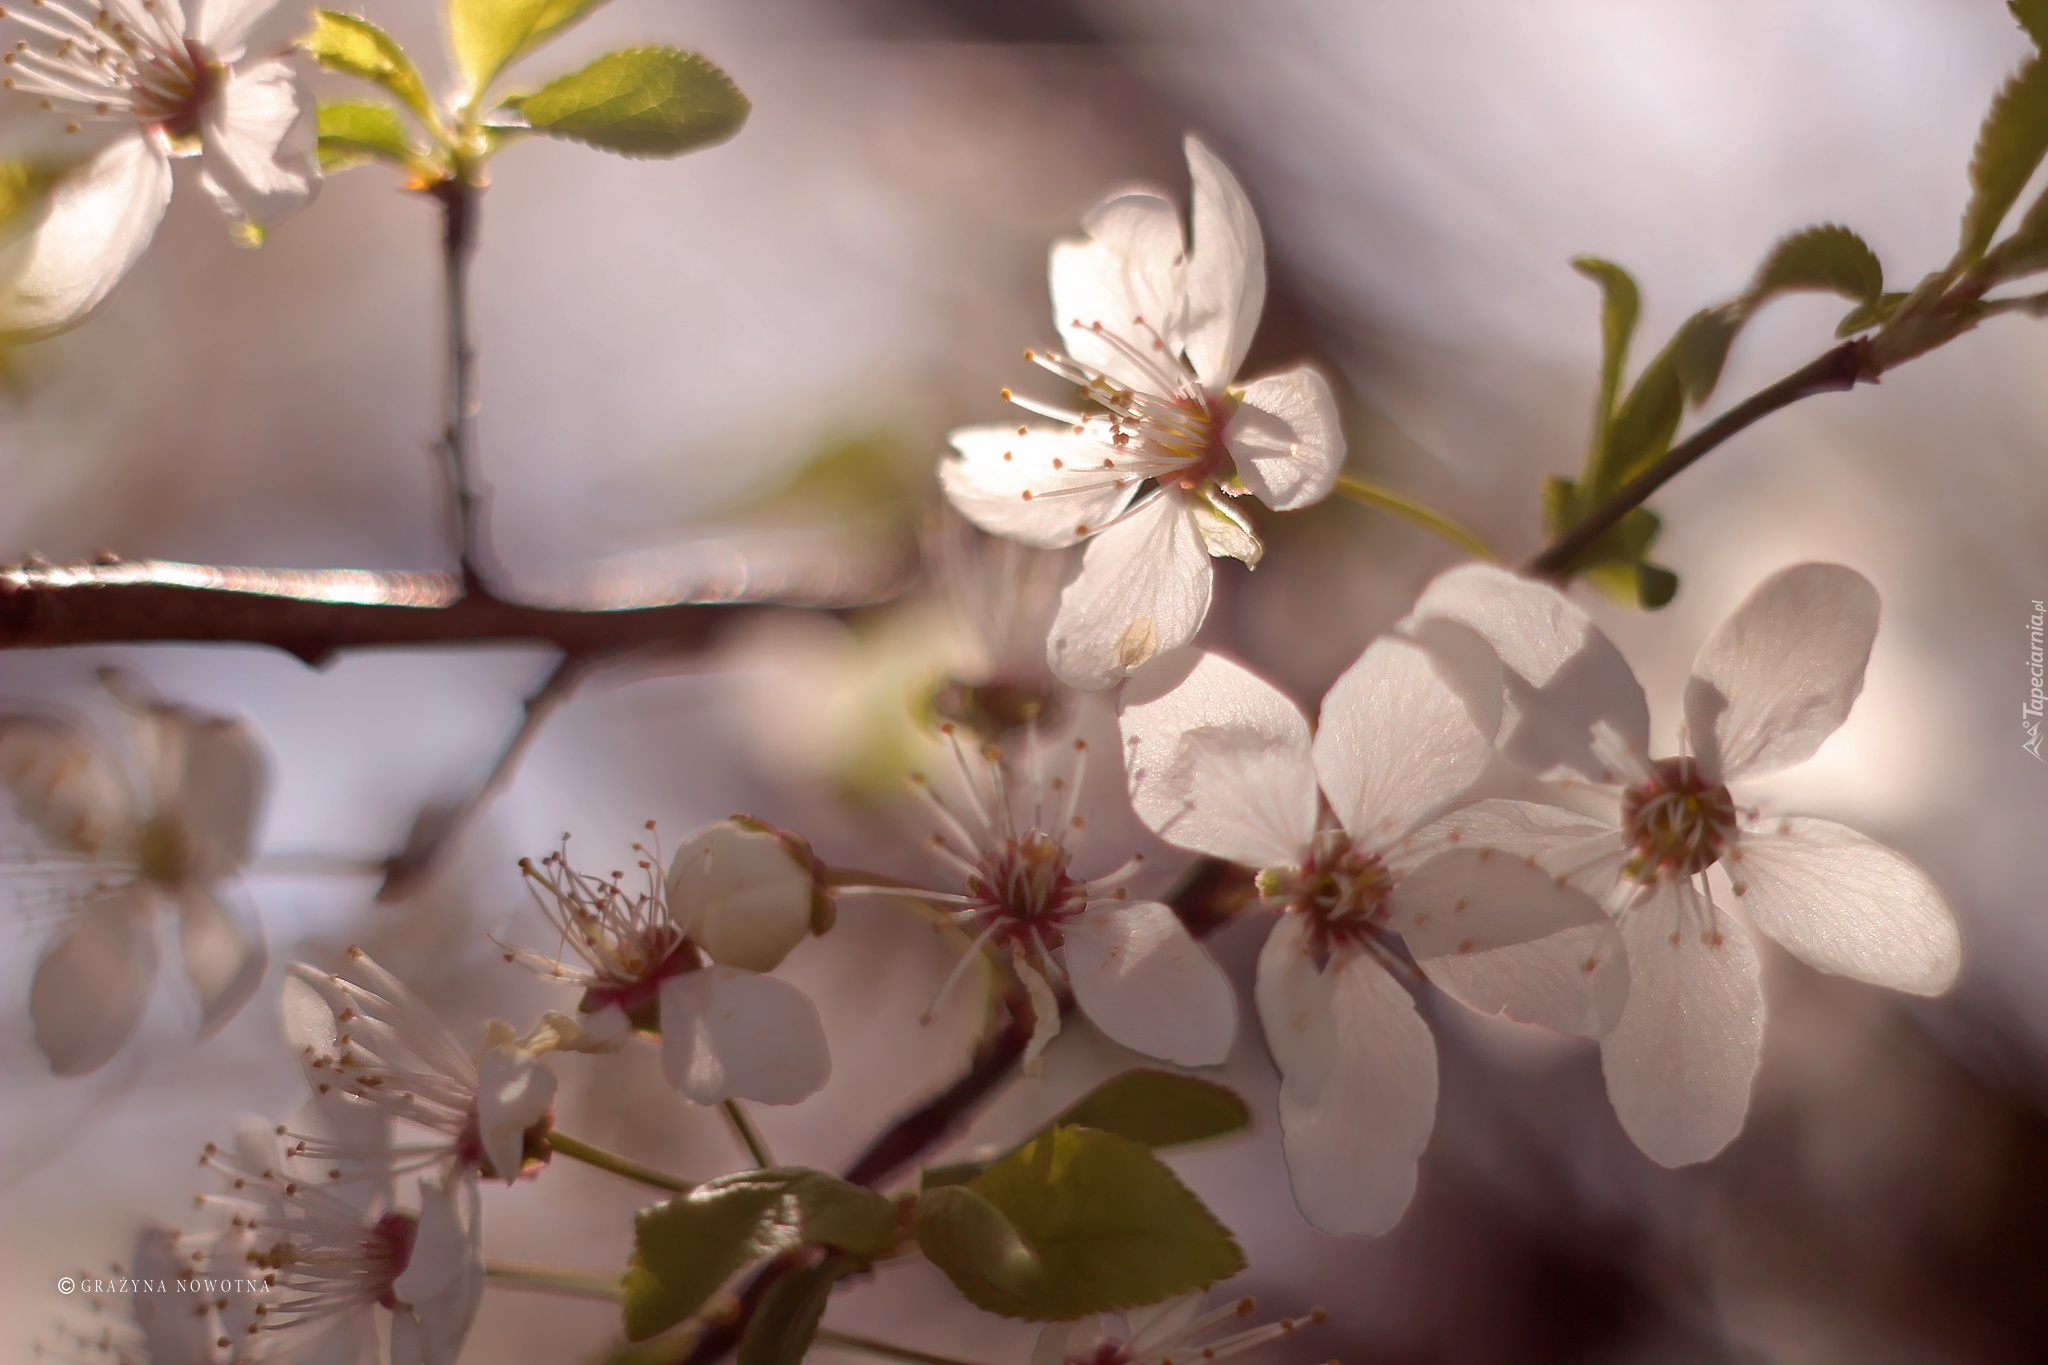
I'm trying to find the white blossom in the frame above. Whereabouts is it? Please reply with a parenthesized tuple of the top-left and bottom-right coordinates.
(37, 1226, 255, 1365)
(941, 135, 1345, 690)
(282, 949, 559, 1184)
(1033, 1295, 1330, 1365)
(200, 1118, 482, 1365)
(1, 673, 267, 1075)
(1118, 635, 1624, 1236)
(1409, 561, 1963, 1166)
(0, 0, 317, 337)
(857, 723, 1239, 1071)
(509, 819, 832, 1106)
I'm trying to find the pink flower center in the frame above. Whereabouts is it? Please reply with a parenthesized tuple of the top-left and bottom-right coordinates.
(1622, 757, 1738, 880)
(1266, 829, 1392, 955)
(578, 929, 703, 1025)
(366, 1211, 417, 1310)
(1127, 390, 1235, 491)
(967, 829, 1088, 950)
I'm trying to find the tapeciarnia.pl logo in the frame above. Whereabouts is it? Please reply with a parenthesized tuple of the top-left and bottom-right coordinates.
(2026, 599, 2045, 761)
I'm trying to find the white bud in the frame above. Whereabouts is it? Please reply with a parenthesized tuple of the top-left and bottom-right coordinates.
(667, 821, 816, 973)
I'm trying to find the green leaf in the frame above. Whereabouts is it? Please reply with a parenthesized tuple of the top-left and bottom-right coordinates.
(1747, 224, 1884, 306)
(1596, 350, 1683, 494)
(919, 1126, 1244, 1321)
(1571, 257, 1640, 437)
(1835, 290, 1908, 337)
(914, 1185, 1043, 1299)
(1587, 556, 1680, 610)
(303, 11, 434, 123)
(622, 1168, 897, 1342)
(448, 0, 612, 97)
(1669, 305, 1742, 407)
(736, 1255, 846, 1365)
(918, 1160, 989, 1191)
(1048, 1070, 1251, 1150)
(511, 47, 749, 158)
(2014, 0, 2048, 51)
(1960, 54, 2048, 262)
(316, 102, 421, 173)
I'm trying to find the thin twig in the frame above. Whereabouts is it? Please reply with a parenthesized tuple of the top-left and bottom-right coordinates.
(377, 650, 597, 902)
(547, 1130, 695, 1193)
(721, 1099, 776, 1169)
(485, 1259, 623, 1301)
(431, 176, 491, 593)
(1333, 473, 1496, 561)
(1526, 339, 1873, 581)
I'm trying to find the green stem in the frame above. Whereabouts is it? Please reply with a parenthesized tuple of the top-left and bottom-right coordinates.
(814, 1330, 998, 1365)
(484, 1259, 622, 1301)
(1333, 474, 1496, 561)
(547, 1130, 693, 1192)
(721, 1099, 775, 1168)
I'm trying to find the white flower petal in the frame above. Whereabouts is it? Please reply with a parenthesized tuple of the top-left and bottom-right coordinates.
(1048, 491, 1213, 690)
(659, 967, 830, 1105)
(1407, 562, 1650, 783)
(475, 1044, 556, 1181)
(668, 821, 815, 974)
(198, 58, 319, 230)
(1050, 188, 1187, 394)
(1032, 1324, 1075, 1365)
(941, 422, 1140, 548)
(31, 885, 159, 1075)
(1728, 817, 1960, 995)
(1600, 880, 1764, 1167)
(1117, 647, 1317, 866)
(1256, 917, 1437, 1237)
(1189, 488, 1262, 566)
(1394, 848, 1627, 1037)
(170, 712, 267, 869)
(132, 1225, 215, 1365)
(176, 885, 265, 1036)
(392, 1174, 485, 1365)
(0, 134, 170, 340)
(193, 0, 287, 57)
(1314, 634, 1497, 848)
(1015, 952, 1062, 1075)
(1064, 899, 1238, 1066)
(1684, 563, 1880, 783)
(0, 713, 135, 853)
(1181, 135, 1265, 389)
(1225, 366, 1344, 511)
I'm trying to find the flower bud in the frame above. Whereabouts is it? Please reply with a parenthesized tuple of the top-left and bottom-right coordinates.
(667, 819, 819, 973)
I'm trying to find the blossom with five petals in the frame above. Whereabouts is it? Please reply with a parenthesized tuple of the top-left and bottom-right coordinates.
(0, 674, 267, 1075)
(1409, 562, 1963, 1166)
(1118, 630, 1625, 1235)
(941, 135, 1345, 690)
(0, 0, 318, 337)
(509, 819, 833, 1105)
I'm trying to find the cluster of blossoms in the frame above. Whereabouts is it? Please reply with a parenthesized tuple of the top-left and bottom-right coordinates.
(0, 0, 318, 337)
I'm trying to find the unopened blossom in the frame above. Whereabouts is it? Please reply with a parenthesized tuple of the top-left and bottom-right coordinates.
(941, 135, 1345, 690)
(853, 723, 1238, 1071)
(1119, 635, 1625, 1235)
(0, 673, 267, 1075)
(1409, 562, 1963, 1166)
(283, 949, 559, 1183)
(1033, 1295, 1332, 1365)
(0, 0, 317, 337)
(510, 819, 832, 1105)
(201, 1118, 482, 1365)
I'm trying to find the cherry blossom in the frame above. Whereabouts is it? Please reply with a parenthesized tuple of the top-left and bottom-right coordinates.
(846, 723, 1238, 1071)
(37, 1225, 255, 1365)
(1409, 562, 1963, 1166)
(0, 674, 267, 1075)
(282, 949, 559, 1184)
(509, 819, 832, 1105)
(0, 0, 317, 337)
(1118, 637, 1625, 1235)
(940, 135, 1345, 690)
(200, 1118, 482, 1365)
(1033, 1294, 1330, 1365)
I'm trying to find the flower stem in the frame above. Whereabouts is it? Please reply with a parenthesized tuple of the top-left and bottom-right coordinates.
(547, 1130, 693, 1192)
(814, 1330, 997, 1365)
(721, 1099, 776, 1168)
(430, 173, 491, 594)
(484, 1259, 622, 1301)
(1333, 474, 1495, 561)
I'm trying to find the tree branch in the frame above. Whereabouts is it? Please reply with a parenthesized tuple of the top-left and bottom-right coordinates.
(1525, 338, 1874, 582)
(430, 175, 492, 593)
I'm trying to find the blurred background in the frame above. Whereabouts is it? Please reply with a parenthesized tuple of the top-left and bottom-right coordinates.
(7, 0, 2048, 1361)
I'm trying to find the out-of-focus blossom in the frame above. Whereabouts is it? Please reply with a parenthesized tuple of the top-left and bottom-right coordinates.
(1413, 562, 1962, 1166)
(941, 135, 1345, 690)
(851, 724, 1238, 1071)
(925, 513, 1073, 740)
(1033, 1293, 1331, 1365)
(1119, 633, 1624, 1235)
(1, 673, 267, 1076)
(37, 1225, 255, 1364)
(202, 1118, 483, 1365)
(283, 949, 558, 1183)
(510, 820, 832, 1105)
(0, 0, 317, 338)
